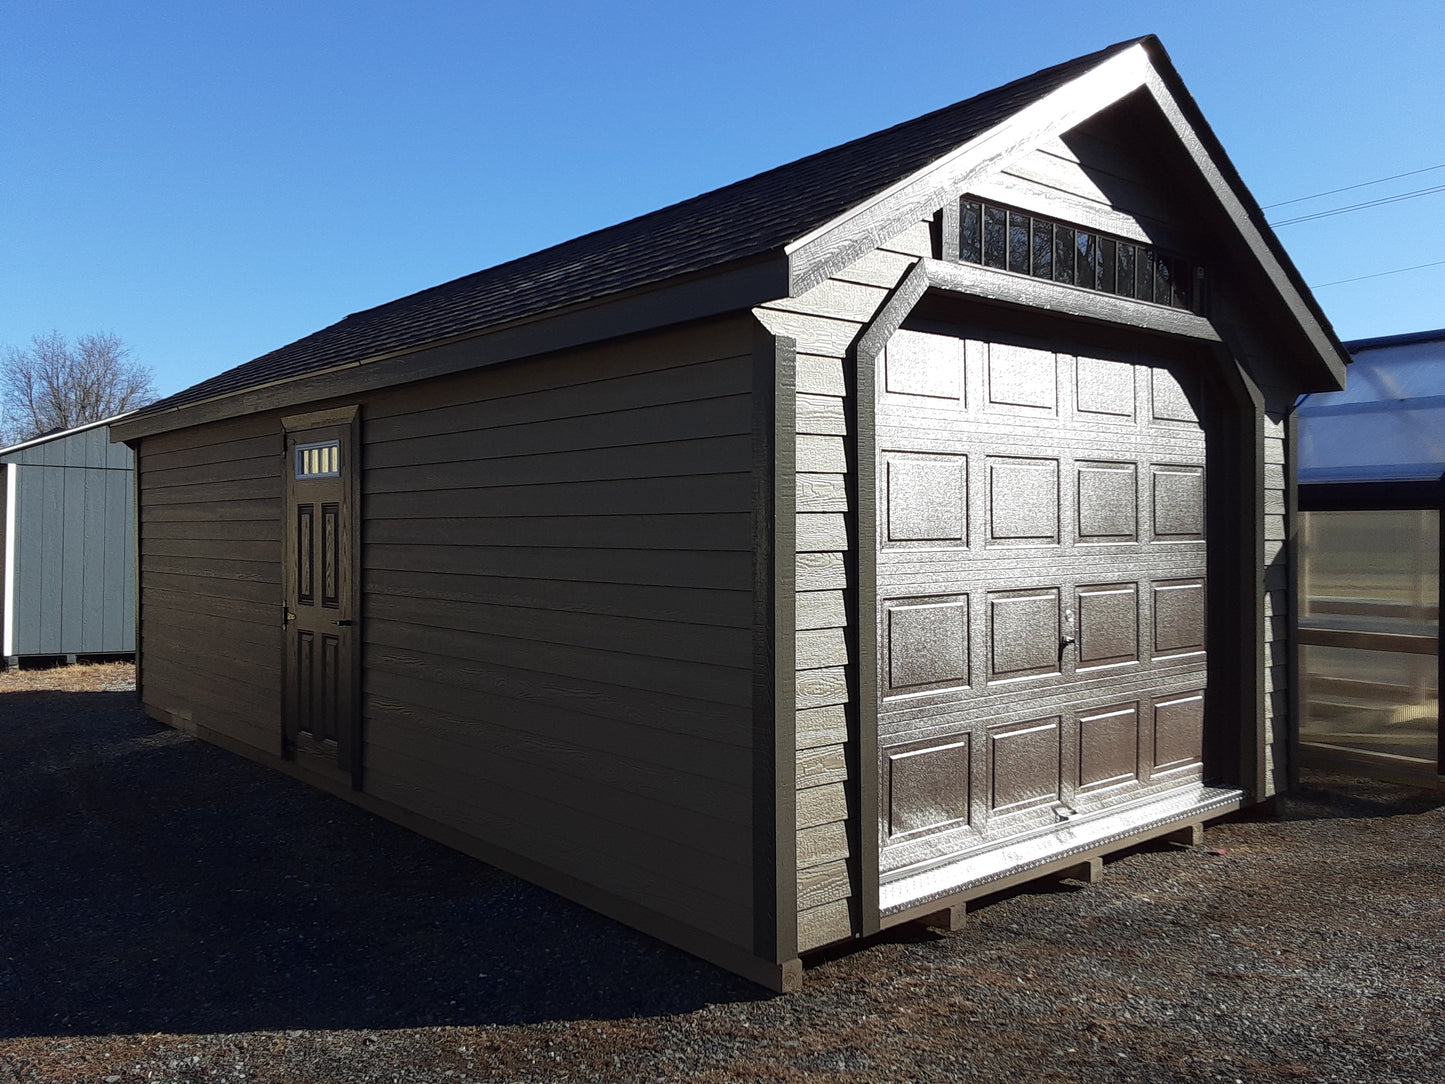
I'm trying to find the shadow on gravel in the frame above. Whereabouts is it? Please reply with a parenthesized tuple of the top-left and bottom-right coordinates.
(1275, 772, 1445, 823)
(0, 692, 763, 1039)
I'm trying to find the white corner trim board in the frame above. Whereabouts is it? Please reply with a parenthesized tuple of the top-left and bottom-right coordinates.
(2, 462, 17, 658)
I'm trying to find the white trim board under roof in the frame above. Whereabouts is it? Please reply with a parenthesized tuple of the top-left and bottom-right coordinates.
(113, 35, 1347, 443)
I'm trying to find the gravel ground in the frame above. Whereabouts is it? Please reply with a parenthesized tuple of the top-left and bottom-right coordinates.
(2, 666, 1443, 1083)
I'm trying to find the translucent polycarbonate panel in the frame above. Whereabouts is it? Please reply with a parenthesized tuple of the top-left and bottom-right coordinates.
(1299, 509, 1439, 770)
(1301, 510, 1439, 606)
(1297, 335, 1445, 483)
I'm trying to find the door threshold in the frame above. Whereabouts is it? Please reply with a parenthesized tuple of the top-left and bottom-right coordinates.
(879, 783, 1243, 918)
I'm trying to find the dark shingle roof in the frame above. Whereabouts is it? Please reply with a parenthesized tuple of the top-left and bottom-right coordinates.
(145, 38, 1144, 415)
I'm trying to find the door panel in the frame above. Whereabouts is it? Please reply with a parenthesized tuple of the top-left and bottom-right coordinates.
(877, 330, 1208, 879)
(283, 418, 360, 784)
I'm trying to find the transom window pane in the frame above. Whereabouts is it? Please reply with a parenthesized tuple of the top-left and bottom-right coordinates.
(295, 440, 340, 479)
(952, 198, 1205, 314)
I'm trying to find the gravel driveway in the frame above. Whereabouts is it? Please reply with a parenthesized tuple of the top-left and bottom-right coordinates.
(1, 674, 1442, 1082)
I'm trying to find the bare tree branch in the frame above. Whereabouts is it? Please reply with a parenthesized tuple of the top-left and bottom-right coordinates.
(0, 331, 157, 445)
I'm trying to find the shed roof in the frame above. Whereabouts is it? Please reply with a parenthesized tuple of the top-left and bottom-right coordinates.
(119, 34, 1347, 437)
(0, 413, 135, 461)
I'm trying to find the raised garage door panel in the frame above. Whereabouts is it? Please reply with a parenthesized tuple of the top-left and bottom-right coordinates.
(876, 328, 1213, 892)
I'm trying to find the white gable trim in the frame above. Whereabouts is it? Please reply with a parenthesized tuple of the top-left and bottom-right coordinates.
(784, 43, 1152, 294)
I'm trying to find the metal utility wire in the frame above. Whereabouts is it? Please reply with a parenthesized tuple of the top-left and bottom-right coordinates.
(1261, 162, 1445, 210)
(1270, 182, 1445, 226)
(1311, 258, 1445, 289)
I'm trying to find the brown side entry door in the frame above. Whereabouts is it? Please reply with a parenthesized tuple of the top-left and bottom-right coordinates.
(282, 410, 361, 786)
(876, 328, 1210, 889)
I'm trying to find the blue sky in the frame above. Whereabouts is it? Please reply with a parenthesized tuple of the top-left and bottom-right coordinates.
(4, 1, 1443, 398)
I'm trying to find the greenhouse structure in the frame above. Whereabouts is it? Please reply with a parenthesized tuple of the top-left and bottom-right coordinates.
(1296, 327, 1443, 785)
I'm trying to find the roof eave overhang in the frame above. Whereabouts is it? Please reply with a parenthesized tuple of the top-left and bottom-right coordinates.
(784, 38, 1349, 393)
(112, 253, 790, 443)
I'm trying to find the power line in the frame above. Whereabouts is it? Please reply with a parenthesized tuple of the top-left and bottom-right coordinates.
(1310, 259, 1445, 289)
(1270, 182, 1445, 226)
(1261, 162, 1445, 210)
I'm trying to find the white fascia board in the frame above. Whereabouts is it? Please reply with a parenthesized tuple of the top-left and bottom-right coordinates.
(784, 43, 1152, 294)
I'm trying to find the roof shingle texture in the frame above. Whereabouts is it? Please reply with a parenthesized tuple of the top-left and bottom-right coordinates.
(145, 39, 1139, 415)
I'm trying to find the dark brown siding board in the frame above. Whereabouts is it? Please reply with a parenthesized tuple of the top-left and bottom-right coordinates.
(367, 618, 753, 709)
(365, 435, 753, 493)
(796, 356, 847, 397)
(142, 588, 274, 627)
(797, 859, 855, 910)
(796, 627, 848, 670)
(141, 554, 278, 585)
(796, 474, 848, 513)
(366, 472, 753, 520)
(141, 518, 281, 543)
(798, 898, 853, 952)
(796, 704, 848, 750)
(797, 394, 848, 436)
(141, 477, 278, 506)
(363, 650, 752, 781)
(831, 248, 920, 290)
(365, 357, 754, 443)
(877, 220, 934, 260)
(796, 435, 847, 474)
(365, 394, 752, 469)
(144, 605, 277, 649)
(141, 432, 281, 474)
(367, 592, 753, 669)
(364, 646, 753, 751)
(751, 311, 860, 357)
(364, 698, 753, 848)
(361, 318, 755, 422)
(141, 454, 282, 491)
(796, 590, 847, 631)
(363, 568, 751, 630)
(797, 821, 849, 867)
(143, 632, 280, 698)
(365, 544, 752, 593)
(366, 513, 753, 553)
(797, 744, 848, 787)
(363, 762, 754, 921)
(796, 552, 848, 591)
(142, 569, 277, 607)
(767, 279, 889, 324)
(142, 660, 279, 746)
(141, 497, 280, 524)
(143, 538, 281, 563)
(364, 755, 754, 948)
(796, 783, 848, 829)
(796, 667, 848, 711)
(141, 412, 274, 455)
(796, 513, 848, 553)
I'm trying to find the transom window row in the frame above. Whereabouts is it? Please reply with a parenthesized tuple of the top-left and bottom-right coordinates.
(957, 199, 1206, 315)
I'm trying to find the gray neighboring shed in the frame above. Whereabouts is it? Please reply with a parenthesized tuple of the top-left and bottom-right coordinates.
(2, 416, 136, 666)
(113, 36, 1348, 991)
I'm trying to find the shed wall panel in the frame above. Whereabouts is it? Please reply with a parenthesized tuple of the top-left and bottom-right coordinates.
(135, 313, 764, 963)
(356, 318, 760, 952)
(137, 412, 281, 750)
